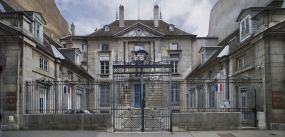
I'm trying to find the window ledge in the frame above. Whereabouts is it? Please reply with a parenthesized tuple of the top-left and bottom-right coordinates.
(100, 74, 110, 76)
(229, 65, 255, 77)
(98, 50, 111, 53)
(168, 49, 182, 54)
(171, 73, 180, 76)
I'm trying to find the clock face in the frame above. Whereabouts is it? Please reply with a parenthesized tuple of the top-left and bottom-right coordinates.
(137, 28, 142, 34)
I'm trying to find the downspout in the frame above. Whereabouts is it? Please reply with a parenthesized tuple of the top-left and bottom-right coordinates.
(54, 58, 58, 113)
(226, 56, 229, 100)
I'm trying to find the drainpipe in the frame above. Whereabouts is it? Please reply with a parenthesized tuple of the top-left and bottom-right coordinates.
(54, 58, 58, 113)
(226, 56, 229, 100)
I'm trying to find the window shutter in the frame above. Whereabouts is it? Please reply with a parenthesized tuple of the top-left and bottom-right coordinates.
(100, 44, 102, 50)
(252, 20, 258, 34)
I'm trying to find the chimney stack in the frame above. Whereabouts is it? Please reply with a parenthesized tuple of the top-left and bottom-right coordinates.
(119, 5, 124, 27)
(154, 4, 159, 27)
(71, 22, 75, 36)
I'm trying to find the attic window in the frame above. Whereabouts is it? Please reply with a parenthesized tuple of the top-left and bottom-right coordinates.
(240, 15, 251, 42)
(104, 25, 109, 31)
(169, 24, 174, 31)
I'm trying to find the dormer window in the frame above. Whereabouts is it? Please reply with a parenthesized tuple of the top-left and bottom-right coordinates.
(104, 25, 109, 31)
(75, 53, 80, 65)
(170, 43, 178, 50)
(240, 15, 251, 42)
(169, 24, 174, 31)
(201, 51, 205, 64)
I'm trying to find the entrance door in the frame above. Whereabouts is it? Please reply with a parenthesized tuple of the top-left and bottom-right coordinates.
(134, 84, 145, 108)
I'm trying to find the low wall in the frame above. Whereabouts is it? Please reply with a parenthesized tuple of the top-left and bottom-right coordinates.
(172, 112, 242, 131)
(19, 114, 112, 131)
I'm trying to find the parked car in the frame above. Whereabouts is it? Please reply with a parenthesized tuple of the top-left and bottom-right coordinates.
(64, 109, 95, 114)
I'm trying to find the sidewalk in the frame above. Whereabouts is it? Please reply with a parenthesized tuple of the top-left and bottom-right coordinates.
(0, 130, 284, 137)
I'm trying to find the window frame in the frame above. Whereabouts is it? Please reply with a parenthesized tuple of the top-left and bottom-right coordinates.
(171, 61, 179, 73)
(170, 43, 178, 50)
(101, 61, 109, 74)
(171, 84, 180, 103)
(104, 25, 109, 31)
(100, 85, 110, 104)
(101, 44, 109, 51)
(39, 57, 48, 71)
(238, 56, 246, 69)
(82, 44, 87, 51)
(240, 15, 251, 42)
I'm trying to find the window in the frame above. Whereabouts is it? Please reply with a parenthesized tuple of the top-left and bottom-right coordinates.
(63, 44, 66, 48)
(40, 57, 48, 71)
(170, 43, 178, 50)
(170, 54, 179, 59)
(59, 66, 62, 72)
(135, 45, 143, 51)
(100, 85, 109, 104)
(240, 16, 251, 41)
(82, 44, 87, 51)
(67, 71, 73, 80)
(101, 61, 109, 74)
(39, 85, 47, 113)
(29, 23, 33, 33)
(76, 93, 82, 109)
(171, 61, 178, 73)
(75, 53, 80, 65)
(171, 84, 179, 103)
(169, 24, 174, 31)
(238, 56, 245, 69)
(101, 44, 109, 51)
(104, 25, 109, 31)
(201, 52, 205, 64)
(209, 85, 215, 108)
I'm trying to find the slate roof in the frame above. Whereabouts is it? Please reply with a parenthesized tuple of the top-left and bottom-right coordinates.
(87, 20, 194, 37)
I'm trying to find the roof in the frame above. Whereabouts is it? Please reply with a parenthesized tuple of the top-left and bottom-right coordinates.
(199, 46, 222, 53)
(51, 45, 65, 59)
(252, 7, 285, 20)
(87, 20, 194, 37)
(0, 11, 34, 22)
(24, 11, 47, 25)
(235, 7, 263, 22)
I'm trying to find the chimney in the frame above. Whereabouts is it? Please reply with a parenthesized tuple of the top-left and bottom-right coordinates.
(154, 4, 159, 27)
(71, 22, 75, 36)
(119, 5, 124, 27)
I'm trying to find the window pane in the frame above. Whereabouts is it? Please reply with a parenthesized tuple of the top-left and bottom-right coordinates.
(170, 44, 178, 50)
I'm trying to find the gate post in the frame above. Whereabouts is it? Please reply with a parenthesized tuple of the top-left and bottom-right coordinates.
(141, 73, 144, 132)
(170, 72, 172, 131)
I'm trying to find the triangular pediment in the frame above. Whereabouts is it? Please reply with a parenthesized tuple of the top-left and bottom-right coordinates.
(114, 22, 164, 37)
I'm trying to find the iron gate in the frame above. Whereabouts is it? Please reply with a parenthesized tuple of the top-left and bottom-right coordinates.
(113, 50, 172, 131)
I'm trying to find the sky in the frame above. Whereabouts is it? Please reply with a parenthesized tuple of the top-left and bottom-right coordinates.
(55, 0, 219, 37)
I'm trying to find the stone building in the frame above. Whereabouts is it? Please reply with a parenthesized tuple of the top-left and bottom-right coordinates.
(186, 0, 285, 130)
(0, 1, 94, 130)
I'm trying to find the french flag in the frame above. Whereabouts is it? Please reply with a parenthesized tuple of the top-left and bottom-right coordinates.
(64, 87, 71, 93)
(216, 84, 222, 92)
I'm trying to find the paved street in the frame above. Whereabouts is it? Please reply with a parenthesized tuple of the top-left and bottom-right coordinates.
(0, 130, 284, 137)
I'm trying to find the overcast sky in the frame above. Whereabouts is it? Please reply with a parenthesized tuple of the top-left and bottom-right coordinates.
(55, 0, 219, 37)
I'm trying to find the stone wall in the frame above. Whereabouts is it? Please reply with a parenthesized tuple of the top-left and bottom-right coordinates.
(172, 112, 241, 131)
(207, 0, 271, 43)
(19, 114, 112, 131)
